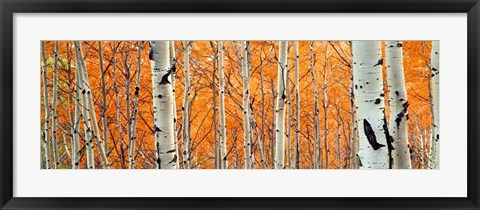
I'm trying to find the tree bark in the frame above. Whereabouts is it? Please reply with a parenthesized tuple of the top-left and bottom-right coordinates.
(181, 41, 191, 169)
(99, 41, 109, 160)
(151, 41, 177, 169)
(129, 41, 143, 169)
(218, 41, 228, 169)
(274, 41, 288, 169)
(385, 41, 412, 169)
(74, 41, 110, 169)
(309, 41, 322, 169)
(241, 41, 252, 169)
(429, 41, 440, 169)
(352, 41, 391, 169)
(169, 41, 180, 169)
(112, 41, 127, 169)
(293, 41, 301, 169)
(51, 41, 60, 169)
(41, 41, 51, 169)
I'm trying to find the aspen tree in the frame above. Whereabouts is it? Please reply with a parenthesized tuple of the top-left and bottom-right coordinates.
(151, 41, 177, 169)
(112, 41, 127, 169)
(259, 51, 267, 169)
(309, 41, 322, 169)
(385, 41, 412, 169)
(129, 41, 143, 169)
(285, 45, 292, 169)
(241, 41, 252, 169)
(74, 41, 110, 169)
(72, 65, 81, 169)
(74, 52, 94, 169)
(182, 41, 191, 169)
(41, 41, 51, 169)
(51, 41, 60, 169)
(352, 41, 391, 169)
(293, 41, 301, 169)
(169, 41, 180, 169)
(429, 41, 440, 169)
(274, 41, 288, 169)
(218, 41, 228, 169)
(99, 41, 109, 158)
(322, 44, 329, 169)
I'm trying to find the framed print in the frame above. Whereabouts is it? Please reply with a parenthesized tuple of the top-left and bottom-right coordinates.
(1, 0, 479, 209)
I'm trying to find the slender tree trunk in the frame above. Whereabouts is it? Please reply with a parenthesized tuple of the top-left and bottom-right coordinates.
(169, 41, 179, 169)
(151, 41, 177, 169)
(99, 41, 109, 160)
(270, 78, 276, 169)
(274, 41, 288, 169)
(285, 47, 292, 169)
(74, 41, 110, 169)
(122, 42, 134, 169)
(309, 42, 322, 169)
(258, 51, 266, 169)
(322, 45, 329, 169)
(182, 41, 191, 169)
(352, 41, 391, 169)
(429, 41, 440, 169)
(69, 41, 81, 169)
(51, 41, 60, 169)
(350, 67, 357, 169)
(112, 42, 127, 169)
(129, 41, 143, 169)
(241, 41, 252, 169)
(385, 41, 412, 169)
(41, 41, 51, 169)
(75, 53, 94, 169)
(218, 41, 228, 169)
(293, 41, 301, 169)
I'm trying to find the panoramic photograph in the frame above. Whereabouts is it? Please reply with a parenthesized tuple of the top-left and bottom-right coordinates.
(40, 40, 439, 169)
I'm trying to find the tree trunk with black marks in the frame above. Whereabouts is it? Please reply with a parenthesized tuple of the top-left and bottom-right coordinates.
(41, 42, 51, 169)
(98, 41, 109, 161)
(112, 41, 127, 169)
(51, 41, 60, 169)
(309, 41, 322, 169)
(293, 41, 301, 169)
(129, 41, 143, 169)
(285, 45, 292, 169)
(218, 41, 228, 169)
(274, 41, 288, 169)
(429, 41, 440, 169)
(151, 41, 177, 169)
(385, 41, 412, 169)
(181, 41, 191, 169)
(169, 41, 179, 169)
(322, 44, 329, 169)
(352, 41, 390, 169)
(240, 41, 252, 169)
(74, 41, 110, 169)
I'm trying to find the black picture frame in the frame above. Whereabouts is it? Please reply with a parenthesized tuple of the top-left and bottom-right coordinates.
(1, 0, 479, 209)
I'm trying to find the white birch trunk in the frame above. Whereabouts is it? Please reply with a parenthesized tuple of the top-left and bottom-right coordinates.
(429, 41, 440, 169)
(309, 41, 322, 169)
(274, 41, 288, 169)
(169, 41, 180, 169)
(72, 65, 81, 169)
(129, 41, 143, 169)
(182, 41, 191, 169)
(294, 41, 301, 169)
(352, 41, 391, 169)
(218, 41, 228, 169)
(385, 41, 412, 169)
(51, 41, 60, 169)
(74, 41, 110, 169)
(112, 42, 127, 169)
(98, 41, 109, 160)
(41, 41, 51, 169)
(151, 41, 177, 169)
(241, 41, 252, 169)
